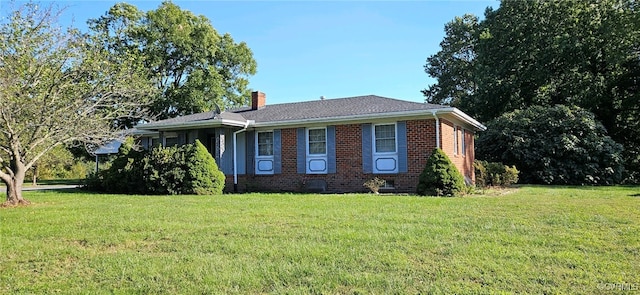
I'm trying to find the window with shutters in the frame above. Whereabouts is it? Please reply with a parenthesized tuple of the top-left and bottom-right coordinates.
(257, 132, 274, 156)
(255, 131, 274, 174)
(306, 127, 328, 173)
(373, 123, 398, 173)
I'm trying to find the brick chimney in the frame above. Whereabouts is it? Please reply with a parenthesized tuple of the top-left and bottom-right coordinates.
(251, 91, 266, 110)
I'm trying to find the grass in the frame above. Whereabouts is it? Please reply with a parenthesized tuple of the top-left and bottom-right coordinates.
(1, 186, 639, 294)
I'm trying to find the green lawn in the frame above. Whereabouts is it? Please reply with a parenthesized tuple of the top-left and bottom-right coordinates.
(1, 186, 639, 294)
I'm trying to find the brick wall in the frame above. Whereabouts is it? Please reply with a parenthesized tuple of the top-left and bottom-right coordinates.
(439, 119, 475, 184)
(224, 118, 475, 193)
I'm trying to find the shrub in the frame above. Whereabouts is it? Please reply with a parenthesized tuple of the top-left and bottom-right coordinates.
(85, 137, 145, 193)
(183, 140, 225, 195)
(363, 177, 385, 194)
(474, 160, 519, 188)
(142, 145, 185, 195)
(85, 139, 225, 195)
(477, 105, 624, 185)
(27, 145, 94, 181)
(417, 148, 465, 196)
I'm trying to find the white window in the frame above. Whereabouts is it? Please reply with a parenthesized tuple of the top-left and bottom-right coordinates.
(373, 123, 398, 173)
(308, 128, 326, 155)
(307, 128, 327, 174)
(255, 131, 274, 174)
(375, 124, 396, 153)
(257, 132, 274, 156)
(453, 126, 459, 155)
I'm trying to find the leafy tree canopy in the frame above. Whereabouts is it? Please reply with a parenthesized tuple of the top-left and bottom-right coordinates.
(425, 0, 640, 181)
(0, 2, 155, 205)
(88, 1, 258, 121)
(476, 105, 624, 185)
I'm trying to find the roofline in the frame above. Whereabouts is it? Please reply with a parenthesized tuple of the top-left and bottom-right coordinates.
(130, 128, 159, 136)
(135, 108, 486, 132)
(440, 108, 487, 131)
(136, 118, 248, 131)
(253, 108, 486, 131)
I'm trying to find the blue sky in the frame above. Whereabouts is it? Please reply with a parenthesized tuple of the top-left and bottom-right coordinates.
(3, 0, 498, 105)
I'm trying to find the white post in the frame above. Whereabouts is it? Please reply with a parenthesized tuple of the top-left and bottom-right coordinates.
(232, 121, 250, 192)
(432, 111, 440, 149)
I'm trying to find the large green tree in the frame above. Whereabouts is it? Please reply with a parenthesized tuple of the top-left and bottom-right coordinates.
(424, 0, 640, 182)
(422, 14, 479, 105)
(88, 1, 257, 121)
(0, 3, 154, 205)
(477, 105, 624, 185)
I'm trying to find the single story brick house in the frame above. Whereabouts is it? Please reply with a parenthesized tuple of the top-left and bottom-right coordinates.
(134, 91, 486, 193)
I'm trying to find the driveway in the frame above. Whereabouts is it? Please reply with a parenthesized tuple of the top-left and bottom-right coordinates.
(0, 184, 80, 193)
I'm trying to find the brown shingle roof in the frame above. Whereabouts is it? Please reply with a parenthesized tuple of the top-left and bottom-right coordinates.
(234, 95, 445, 123)
(139, 95, 450, 129)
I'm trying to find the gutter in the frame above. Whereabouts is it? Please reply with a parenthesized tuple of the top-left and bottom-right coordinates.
(251, 109, 434, 128)
(232, 120, 253, 192)
(251, 108, 487, 131)
(446, 108, 487, 131)
(137, 118, 249, 131)
(432, 110, 441, 149)
(136, 107, 486, 132)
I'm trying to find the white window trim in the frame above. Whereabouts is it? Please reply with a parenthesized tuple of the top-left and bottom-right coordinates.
(372, 123, 399, 174)
(373, 123, 398, 154)
(453, 126, 459, 155)
(256, 131, 274, 157)
(255, 131, 275, 175)
(306, 127, 328, 174)
(306, 127, 327, 156)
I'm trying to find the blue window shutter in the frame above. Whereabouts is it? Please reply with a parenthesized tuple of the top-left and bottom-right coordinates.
(327, 126, 336, 173)
(245, 130, 255, 175)
(274, 129, 282, 174)
(362, 124, 372, 173)
(397, 121, 408, 173)
(297, 128, 306, 174)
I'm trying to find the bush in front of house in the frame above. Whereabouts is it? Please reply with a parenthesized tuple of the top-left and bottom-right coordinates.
(474, 160, 519, 188)
(85, 139, 224, 195)
(183, 140, 225, 195)
(476, 105, 624, 185)
(86, 137, 146, 194)
(417, 148, 465, 196)
(141, 145, 185, 195)
(363, 177, 385, 194)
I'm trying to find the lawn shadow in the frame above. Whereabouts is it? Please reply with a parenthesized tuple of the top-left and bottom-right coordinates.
(41, 188, 88, 195)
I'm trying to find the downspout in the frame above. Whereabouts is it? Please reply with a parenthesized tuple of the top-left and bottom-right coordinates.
(432, 110, 440, 149)
(233, 121, 251, 193)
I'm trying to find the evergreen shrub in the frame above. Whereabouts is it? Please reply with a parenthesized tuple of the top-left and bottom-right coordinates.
(417, 148, 465, 196)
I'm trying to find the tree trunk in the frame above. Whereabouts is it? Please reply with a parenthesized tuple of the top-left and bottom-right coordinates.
(33, 166, 38, 186)
(3, 171, 30, 206)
